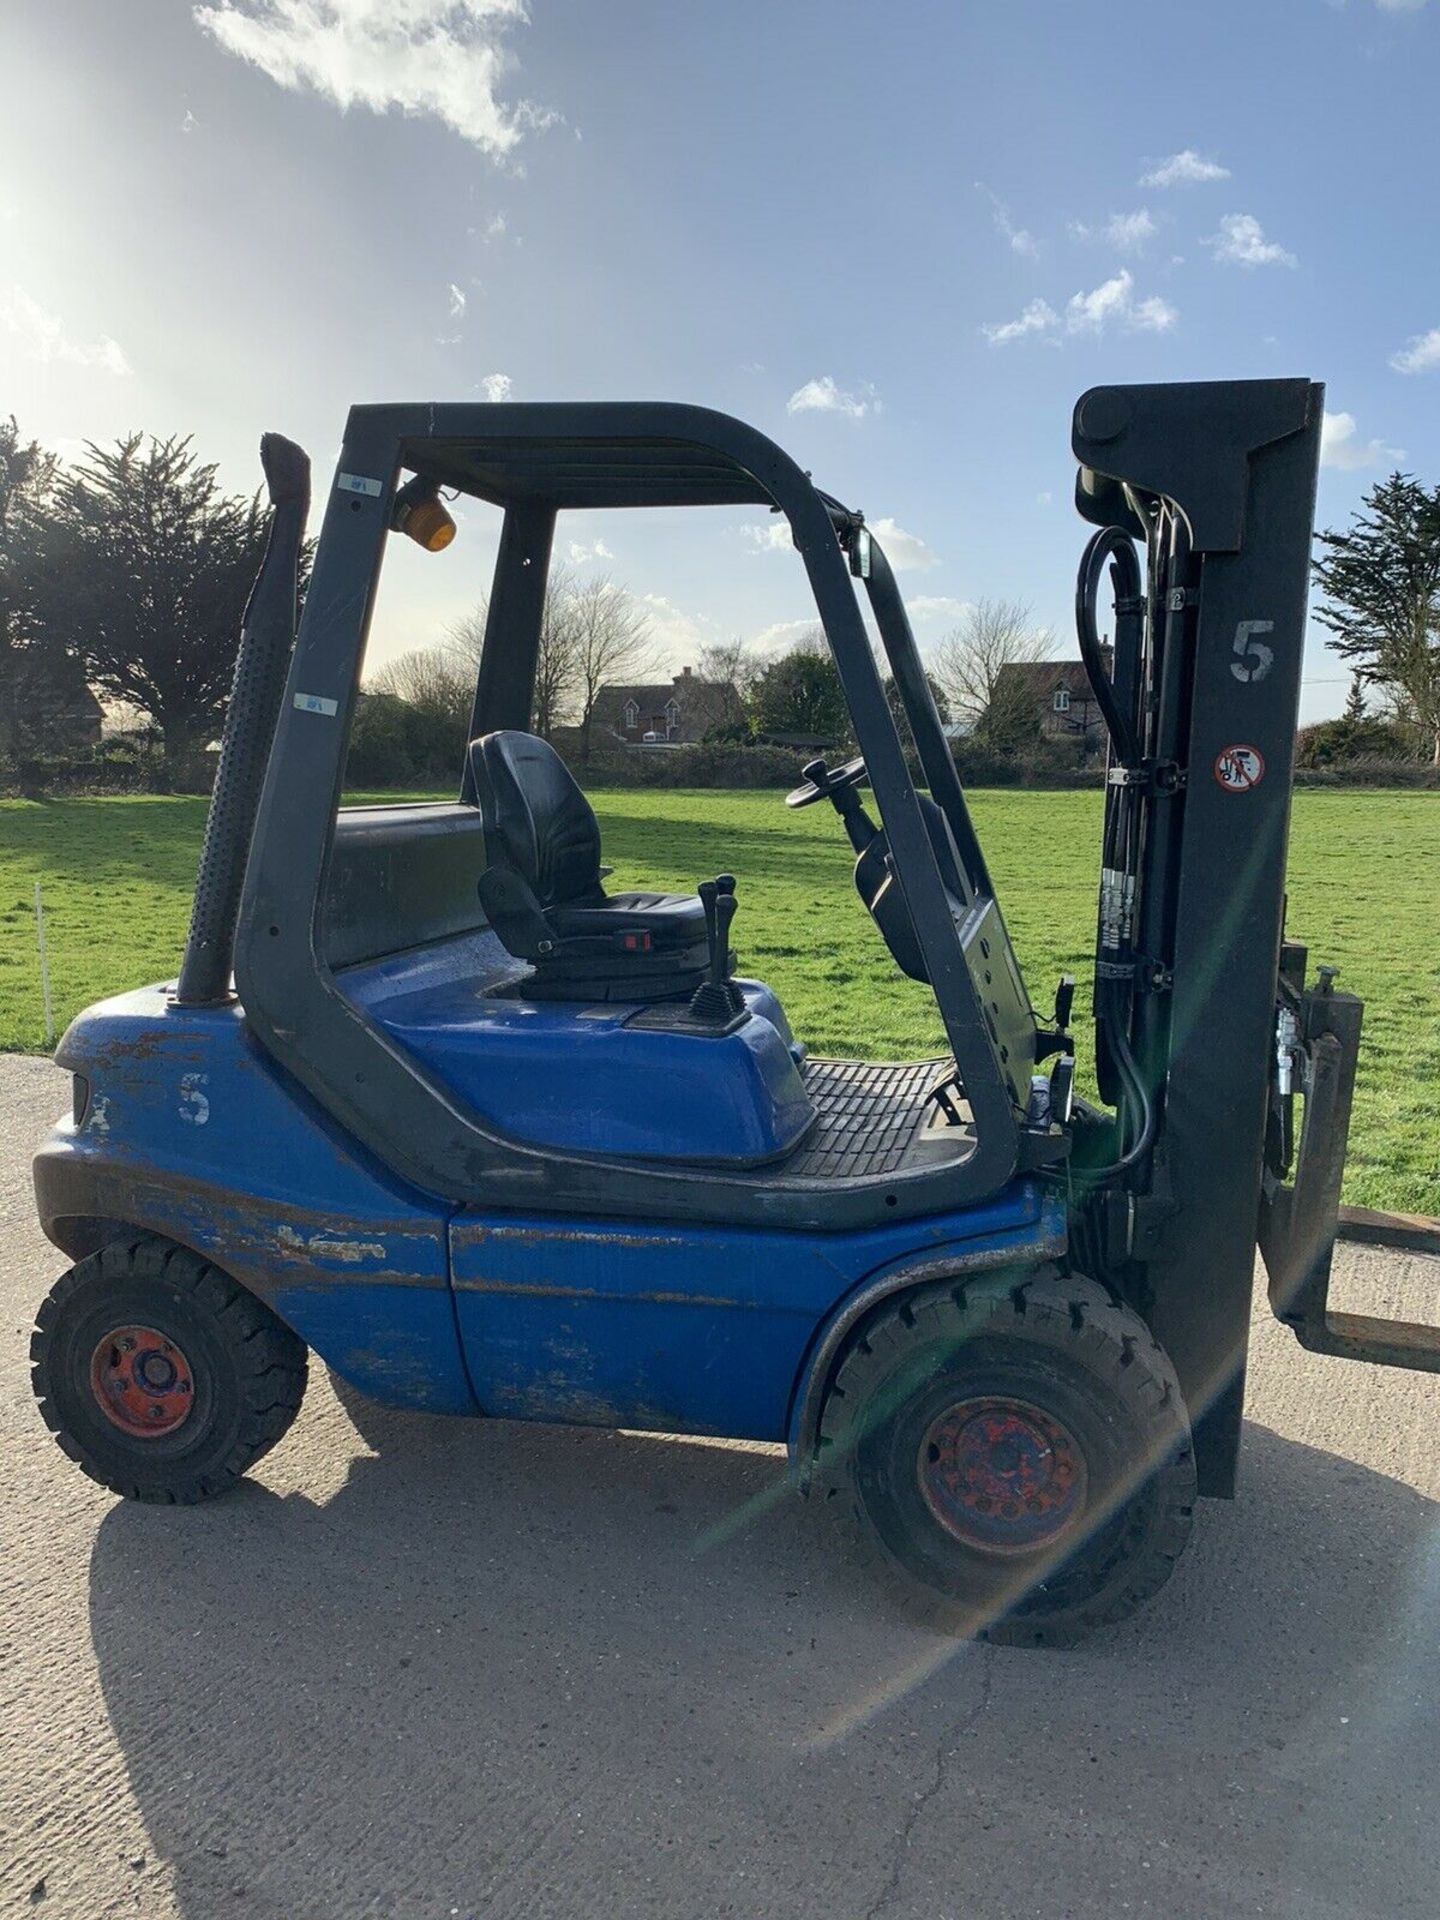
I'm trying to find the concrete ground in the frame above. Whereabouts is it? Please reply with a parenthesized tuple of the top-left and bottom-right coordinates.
(2, 1051, 1438, 1920)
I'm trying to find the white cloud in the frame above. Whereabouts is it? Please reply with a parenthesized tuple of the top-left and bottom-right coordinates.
(751, 617, 823, 651)
(567, 538, 613, 563)
(1390, 326, 1440, 374)
(982, 298, 1059, 346)
(641, 591, 709, 658)
(477, 371, 512, 401)
(785, 375, 876, 418)
(192, 0, 552, 157)
(447, 282, 466, 317)
(869, 516, 938, 573)
(1205, 213, 1297, 268)
(483, 211, 507, 240)
(0, 285, 131, 375)
(1375, 0, 1426, 11)
(1130, 293, 1179, 331)
(906, 595, 972, 624)
(1320, 410, 1403, 471)
(978, 183, 1038, 258)
(984, 272, 1175, 346)
(1071, 209, 1157, 252)
(1066, 271, 1134, 333)
(744, 512, 933, 571)
(1140, 149, 1230, 188)
(742, 520, 795, 553)
(1066, 269, 1177, 335)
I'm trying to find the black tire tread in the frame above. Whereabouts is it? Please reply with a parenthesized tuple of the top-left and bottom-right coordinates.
(815, 1269, 1195, 1647)
(31, 1234, 308, 1505)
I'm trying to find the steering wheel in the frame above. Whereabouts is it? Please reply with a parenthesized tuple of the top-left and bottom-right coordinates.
(785, 755, 869, 810)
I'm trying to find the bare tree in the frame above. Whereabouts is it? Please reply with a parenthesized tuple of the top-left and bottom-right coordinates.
(933, 599, 1054, 727)
(449, 561, 590, 740)
(687, 636, 764, 736)
(929, 599, 1052, 748)
(571, 575, 658, 762)
(373, 644, 474, 728)
(698, 636, 766, 704)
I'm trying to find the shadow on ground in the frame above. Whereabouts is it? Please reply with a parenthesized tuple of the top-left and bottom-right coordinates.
(90, 1399, 1440, 1920)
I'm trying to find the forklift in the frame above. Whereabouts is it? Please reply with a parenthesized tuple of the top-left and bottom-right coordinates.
(28, 380, 1436, 1646)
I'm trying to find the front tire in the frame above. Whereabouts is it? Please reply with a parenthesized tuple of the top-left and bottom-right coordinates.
(816, 1271, 1195, 1646)
(32, 1235, 308, 1503)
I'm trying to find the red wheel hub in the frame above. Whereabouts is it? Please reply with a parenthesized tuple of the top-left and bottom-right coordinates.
(918, 1396, 1087, 1555)
(89, 1326, 195, 1438)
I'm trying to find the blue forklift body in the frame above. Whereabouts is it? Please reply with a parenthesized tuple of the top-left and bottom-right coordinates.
(36, 986, 1065, 1453)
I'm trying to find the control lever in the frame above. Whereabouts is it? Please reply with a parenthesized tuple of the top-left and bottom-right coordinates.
(1035, 973, 1077, 1062)
(690, 873, 745, 1023)
(1054, 974, 1075, 1031)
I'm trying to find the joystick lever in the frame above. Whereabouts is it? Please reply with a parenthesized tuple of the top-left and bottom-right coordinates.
(690, 873, 745, 1023)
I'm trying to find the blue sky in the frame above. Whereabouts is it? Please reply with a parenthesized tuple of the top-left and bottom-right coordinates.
(3, 0, 1438, 719)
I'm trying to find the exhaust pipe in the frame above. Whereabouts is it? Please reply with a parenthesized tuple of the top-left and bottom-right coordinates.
(174, 433, 310, 1007)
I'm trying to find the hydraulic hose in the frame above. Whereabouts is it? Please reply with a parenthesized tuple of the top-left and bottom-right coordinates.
(1074, 525, 1143, 770)
(1095, 1018, 1158, 1177)
(1074, 519, 1160, 1181)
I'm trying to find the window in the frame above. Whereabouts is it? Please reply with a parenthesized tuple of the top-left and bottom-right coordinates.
(665, 699, 681, 735)
(623, 700, 639, 729)
(1052, 687, 1071, 713)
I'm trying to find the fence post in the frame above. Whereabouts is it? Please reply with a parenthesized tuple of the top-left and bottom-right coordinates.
(34, 881, 55, 1049)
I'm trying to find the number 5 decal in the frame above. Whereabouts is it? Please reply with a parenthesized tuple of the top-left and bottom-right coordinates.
(1231, 619, 1275, 684)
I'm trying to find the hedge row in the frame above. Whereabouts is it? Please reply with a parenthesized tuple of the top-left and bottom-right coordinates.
(4, 740, 1436, 798)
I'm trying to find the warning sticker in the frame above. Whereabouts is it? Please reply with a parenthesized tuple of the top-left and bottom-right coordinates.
(1214, 743, 1265, 792)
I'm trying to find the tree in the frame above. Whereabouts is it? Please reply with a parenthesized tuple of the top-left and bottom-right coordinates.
(748, 632, 851, 746)
(25, 435, 273, 779)
(0, 418, 96, 765)
(1313, 473, 1440, 765)
(1343, 674, 1367, 725)
(570, 574, 658, 763)
(933, 599, 1053, 728)
(450, 559, 586, 740)
(883, 670, 951, 734)
(370, 644, 473, 777)
(373, 643, 474, 724)
(932, 597, 1053, 754)
(1294, 711, 1412, 769)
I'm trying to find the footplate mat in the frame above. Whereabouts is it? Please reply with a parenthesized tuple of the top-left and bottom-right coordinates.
(788, 1057, 955, 1179)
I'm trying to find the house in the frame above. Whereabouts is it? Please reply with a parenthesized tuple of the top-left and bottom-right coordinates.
(592, 666, 741, 745)
(990, 648, 1113, 753)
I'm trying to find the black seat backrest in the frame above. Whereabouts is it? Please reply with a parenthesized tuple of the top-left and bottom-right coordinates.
(472, 731, 603, 910)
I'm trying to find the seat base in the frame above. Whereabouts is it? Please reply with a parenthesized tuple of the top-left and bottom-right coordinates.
(494, 962, 707, 1004)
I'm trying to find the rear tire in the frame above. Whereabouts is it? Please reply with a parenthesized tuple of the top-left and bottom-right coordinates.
(32, 1235, 308, 1503)
(815, 1270, 1195, 1646)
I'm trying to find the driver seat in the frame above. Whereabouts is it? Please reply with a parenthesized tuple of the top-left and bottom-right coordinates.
(471, 731, 710, 1000)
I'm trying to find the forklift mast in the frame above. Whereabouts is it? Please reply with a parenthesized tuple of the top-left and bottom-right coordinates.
(1069, 380, 1328, 1492)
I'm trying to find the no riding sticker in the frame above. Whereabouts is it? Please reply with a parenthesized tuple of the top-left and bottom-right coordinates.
(1214, 743, 1265, 792)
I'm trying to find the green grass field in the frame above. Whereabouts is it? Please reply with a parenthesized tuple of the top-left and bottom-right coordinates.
(1, 789, 1436, 1213)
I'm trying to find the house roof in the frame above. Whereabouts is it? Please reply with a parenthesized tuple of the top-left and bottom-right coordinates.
(994, 657, 1106, 699)
(601, 683, 692, 712)
(591, 675, 739, 733)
